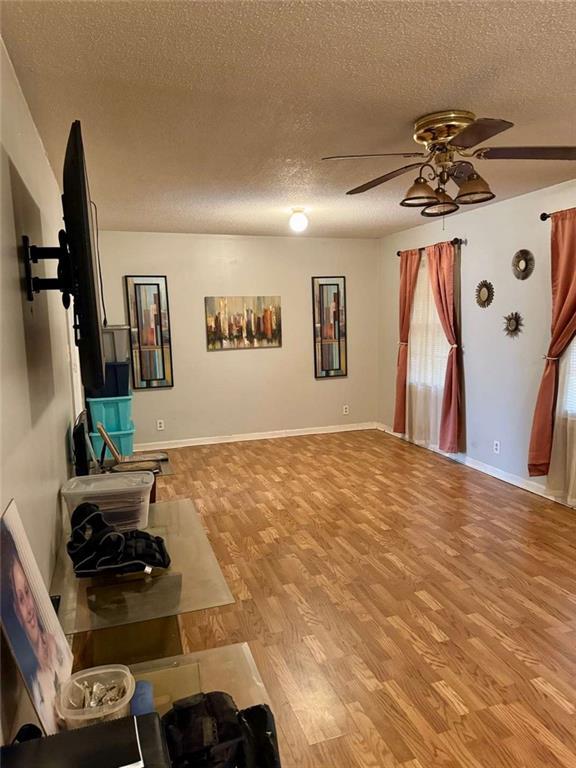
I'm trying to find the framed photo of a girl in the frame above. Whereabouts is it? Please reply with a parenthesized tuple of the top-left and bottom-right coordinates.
(0, 500, 72, 734)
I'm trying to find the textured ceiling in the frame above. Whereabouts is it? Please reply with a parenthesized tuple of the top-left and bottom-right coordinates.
(1, 0, 575, 237)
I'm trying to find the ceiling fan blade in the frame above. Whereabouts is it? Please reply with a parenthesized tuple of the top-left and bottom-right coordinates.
(475, 146, 576, 160)
(346, 162, 424, 195)
(450, 118, 514, 149)
(322, 152, 425, 160)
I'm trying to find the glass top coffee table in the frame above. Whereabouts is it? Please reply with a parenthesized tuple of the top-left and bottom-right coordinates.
(130, 643, 270, 715)
(52, 499, 234, 635)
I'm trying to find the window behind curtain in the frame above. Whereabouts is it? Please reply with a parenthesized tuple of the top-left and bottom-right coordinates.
(547, 335, 576, 506)
(406, 253, 450, 447)
(564, 338, 576, 415)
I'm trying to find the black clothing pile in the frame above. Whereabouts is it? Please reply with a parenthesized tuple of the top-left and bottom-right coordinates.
(67, 502, 170, 577)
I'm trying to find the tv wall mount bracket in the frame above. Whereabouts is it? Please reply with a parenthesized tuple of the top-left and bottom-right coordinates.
(23, 230, 74, 308)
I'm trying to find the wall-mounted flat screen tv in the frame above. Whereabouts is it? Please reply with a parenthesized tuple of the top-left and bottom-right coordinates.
(62, 121, 105, 390)
(24, 120, 105, 390)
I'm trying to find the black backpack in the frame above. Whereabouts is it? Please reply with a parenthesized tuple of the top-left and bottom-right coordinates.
(161, 692, 281, 768)
(67, 502, 171, 577)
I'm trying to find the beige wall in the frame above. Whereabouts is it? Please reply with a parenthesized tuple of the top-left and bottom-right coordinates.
(99, 231, 380, 445)
(1, 40, 75, 737)
(99, 177, 575, 483)
(379, 179, 576, 487)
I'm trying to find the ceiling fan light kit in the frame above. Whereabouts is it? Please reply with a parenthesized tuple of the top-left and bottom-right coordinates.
(399, 176, 438, 207)
(325, 109, 576, 217)
(454, 172, 495, 205)
(421, 186, 459, 217)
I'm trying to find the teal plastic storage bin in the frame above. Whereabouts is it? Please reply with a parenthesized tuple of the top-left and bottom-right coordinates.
(87, 396, 133, 432)
(90, 422, 135, 460)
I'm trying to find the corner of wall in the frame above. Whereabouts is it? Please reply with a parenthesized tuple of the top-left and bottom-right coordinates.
(377, 180, 576, 494)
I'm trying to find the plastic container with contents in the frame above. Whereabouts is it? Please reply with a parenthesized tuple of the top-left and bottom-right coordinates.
(61, 472, 154, 531)
(57, 664, 135, 730)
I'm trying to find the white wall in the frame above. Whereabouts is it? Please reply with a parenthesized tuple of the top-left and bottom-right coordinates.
(1, 41, 76, 737)
(379, 179, 576, 488)
(99, 231, 380, 445)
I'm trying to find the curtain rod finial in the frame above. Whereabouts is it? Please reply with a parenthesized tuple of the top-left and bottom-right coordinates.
(540, 212, 550, 221)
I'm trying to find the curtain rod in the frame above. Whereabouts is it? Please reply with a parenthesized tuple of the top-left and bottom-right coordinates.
(396, 237, 463, 257)
(540, 206, 576, 220)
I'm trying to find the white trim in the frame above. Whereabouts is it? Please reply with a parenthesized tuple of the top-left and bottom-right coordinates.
(376, 423, 570, 506)
(458, 456, 557, 500)
(136, 420, 573, 510)
(134, 421, 380, 451)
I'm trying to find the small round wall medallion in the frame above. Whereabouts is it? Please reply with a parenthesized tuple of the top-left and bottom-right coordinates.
(475, 280, 494, 308)
(512, 249, 535, 280)
(504, 311, 524, 338)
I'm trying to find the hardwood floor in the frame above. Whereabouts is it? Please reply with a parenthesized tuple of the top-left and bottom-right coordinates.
(158, 430, 576, 768)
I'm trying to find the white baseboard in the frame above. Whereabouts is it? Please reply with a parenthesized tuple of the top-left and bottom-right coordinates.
(136, 420, 572, 509)
(134, 421, 380, 451)
(376, 423, 567, 506)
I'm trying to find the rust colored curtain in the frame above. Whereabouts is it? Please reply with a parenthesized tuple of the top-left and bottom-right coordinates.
(528, 207, 576, 476)
(393, 249, 421, 433)
(426, 241, 461, 453)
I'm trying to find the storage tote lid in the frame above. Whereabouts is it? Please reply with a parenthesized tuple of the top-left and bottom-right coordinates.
(62, 472, 154, 496)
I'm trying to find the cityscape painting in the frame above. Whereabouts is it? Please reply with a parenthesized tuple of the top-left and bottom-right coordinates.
(312, 276, 347, 378)
(205, 295, 282, 350)
(125, 275, 174, 388)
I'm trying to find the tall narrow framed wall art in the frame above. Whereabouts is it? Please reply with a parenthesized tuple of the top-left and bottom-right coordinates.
(125, 275, 174, 389)
(312, 276, 347, 378)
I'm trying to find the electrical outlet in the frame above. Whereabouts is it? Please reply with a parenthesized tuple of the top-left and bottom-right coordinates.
(156, 419, 165, 431)
(342, 405, 350, 416)
(493, 440, 500, 455)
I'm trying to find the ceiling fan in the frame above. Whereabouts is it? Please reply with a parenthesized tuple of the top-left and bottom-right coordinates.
(323, 109, 576, 217)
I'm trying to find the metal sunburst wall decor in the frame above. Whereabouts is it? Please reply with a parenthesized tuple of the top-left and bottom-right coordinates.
(512, 249, 535, 280)
(504, 311, 524, 338)
(475, 280, 494, 308)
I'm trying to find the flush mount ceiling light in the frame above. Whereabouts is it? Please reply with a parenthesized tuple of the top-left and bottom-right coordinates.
(323, 109, 576, 217)
(289, 208, 309, 233)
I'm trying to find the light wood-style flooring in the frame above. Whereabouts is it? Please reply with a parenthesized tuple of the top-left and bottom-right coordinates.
(159, 430, 576, 768)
